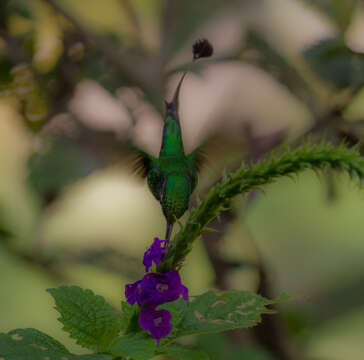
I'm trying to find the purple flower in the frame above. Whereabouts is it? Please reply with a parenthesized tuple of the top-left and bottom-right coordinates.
(143, 237, 166, 272)
(139, 307, 172, 342)
(141, 270, 188, 306)
(124, 247, 189, 343)
(125, 270, 188, 307)
(125, 280, 142, 305)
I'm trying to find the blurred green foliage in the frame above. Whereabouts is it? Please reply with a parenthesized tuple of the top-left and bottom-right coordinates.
(304, 37, 364, 90)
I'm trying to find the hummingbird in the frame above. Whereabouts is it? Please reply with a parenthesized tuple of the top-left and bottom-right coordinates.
(134, 39, 213, 242)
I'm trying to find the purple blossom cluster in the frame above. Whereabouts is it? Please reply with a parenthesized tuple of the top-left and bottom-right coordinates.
(125, 238, 188, 341)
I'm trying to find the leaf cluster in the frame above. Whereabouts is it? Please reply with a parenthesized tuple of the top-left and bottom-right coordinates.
(0, 285, 284, 360)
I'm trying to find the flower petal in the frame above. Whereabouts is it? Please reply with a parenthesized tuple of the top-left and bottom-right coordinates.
(139, 307, 172, 341)
(125, 280, 142, 305)
(181, 285, 189, 301)
(143, 237, 166, 272)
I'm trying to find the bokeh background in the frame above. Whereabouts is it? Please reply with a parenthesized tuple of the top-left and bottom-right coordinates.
(1, 0, 364, 359)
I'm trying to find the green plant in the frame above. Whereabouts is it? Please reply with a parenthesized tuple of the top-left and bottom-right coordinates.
(1, 141, 364, 359)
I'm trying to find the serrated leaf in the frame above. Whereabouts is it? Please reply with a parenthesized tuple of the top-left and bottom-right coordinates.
(160, 291, 286, 341)
(180, 290, 275, 335)
(0, 328, 111, 360)
(47, 286, 121, 351)
(108, 333, 156, 360)
(158, 345, 209, 360)
(7, 328, 69, 354)
(304, 36, 364, 89)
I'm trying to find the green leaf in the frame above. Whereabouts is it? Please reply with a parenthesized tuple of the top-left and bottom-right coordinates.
(47, 286, 121, 351)
(178, 290, 275, 336)
(120, 301, 138, 332)
(158, 345, 209, 360)
(160, 291, 287, 341)
(108, 333, 156, 360)
(159, 298, 188, 344)
(5, 328, 69, 354)
(304, 36, 364, 89)
(0, 328, 111, 360)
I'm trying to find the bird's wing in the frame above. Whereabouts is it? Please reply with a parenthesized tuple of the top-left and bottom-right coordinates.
(187, 144, 208, 172)
(132, 147, 155, 178)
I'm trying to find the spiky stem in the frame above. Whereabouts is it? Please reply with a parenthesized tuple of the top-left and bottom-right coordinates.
(161, 142, 364, 269)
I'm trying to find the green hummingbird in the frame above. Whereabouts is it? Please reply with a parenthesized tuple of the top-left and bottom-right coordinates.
(134, 39, 213, 242)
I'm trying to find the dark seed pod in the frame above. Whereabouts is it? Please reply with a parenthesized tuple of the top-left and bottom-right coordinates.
(193, 39, 213, 60)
